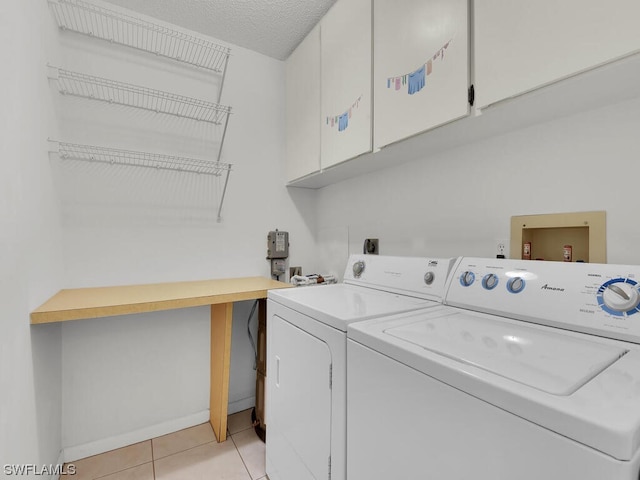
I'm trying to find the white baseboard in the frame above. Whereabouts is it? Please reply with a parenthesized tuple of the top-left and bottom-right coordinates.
(52, 450, 65, 480)
(63, 410, 209, 463)
(228, 396, 255, 415)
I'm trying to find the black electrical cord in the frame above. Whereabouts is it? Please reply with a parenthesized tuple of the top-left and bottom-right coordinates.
(246, 299, 259, 370)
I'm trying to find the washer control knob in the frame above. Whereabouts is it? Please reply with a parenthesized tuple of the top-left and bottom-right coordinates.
(507, 276, 526, 294)
(482, 273, 499, 290)
(602, 282, 640, 313)
(424, 271, 435, 285)
(352, 260, 365, 278)
(460, 271, 475, 287)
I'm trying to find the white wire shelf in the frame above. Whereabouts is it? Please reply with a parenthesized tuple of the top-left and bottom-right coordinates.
(51, 67, 232, 125)
(52, 141, 232, 221)
(48, 0, 231, 75)
(54, 141, 231, 175)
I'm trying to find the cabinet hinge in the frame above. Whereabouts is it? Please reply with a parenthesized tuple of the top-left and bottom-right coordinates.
(468, 84, 475, 106)
(329, 364, 333, 389)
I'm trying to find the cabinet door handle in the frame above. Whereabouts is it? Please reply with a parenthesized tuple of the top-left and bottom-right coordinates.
(275, 355, 280, 387)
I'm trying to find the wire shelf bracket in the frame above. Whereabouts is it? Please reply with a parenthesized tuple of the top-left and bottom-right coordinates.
(49, 140, 232, 222)
(48, 0, 231, 100)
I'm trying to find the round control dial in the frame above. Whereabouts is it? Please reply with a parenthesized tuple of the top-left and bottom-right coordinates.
(459, 271, 475, 287)
(506, 276, 526, 294)
(352, 260, 365, 278)
(597, 278, 640, 316)
(424, 271, 435, 285)
(482, 273, 499, 290)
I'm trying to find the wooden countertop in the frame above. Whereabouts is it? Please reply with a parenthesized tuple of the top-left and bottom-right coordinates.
(31, 276, 292, 324)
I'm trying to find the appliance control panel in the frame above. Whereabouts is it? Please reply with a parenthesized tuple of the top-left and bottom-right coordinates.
(344, 255, 457, 302)
(445, 257, 640, 344)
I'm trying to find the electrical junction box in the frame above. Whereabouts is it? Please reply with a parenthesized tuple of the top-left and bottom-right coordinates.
(267, 230, 289, 259)
(271, 259, 286, 276)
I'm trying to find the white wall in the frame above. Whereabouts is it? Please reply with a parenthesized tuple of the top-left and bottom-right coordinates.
(0, 0, 65, 475)
(52, 1, 318, 460)
(316, 94, 640, 267)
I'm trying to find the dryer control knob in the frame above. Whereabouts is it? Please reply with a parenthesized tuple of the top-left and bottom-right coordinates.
(424, 271, 435, 285)
(353, 261, 365, 278)
(602, 282, 640, 313)
(482, 273, 499, 290)
(460, 271, 475, 287)
(507, 277, 526, 294)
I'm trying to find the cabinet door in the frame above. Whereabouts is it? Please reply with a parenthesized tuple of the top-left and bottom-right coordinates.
(373, 0, 469, 150)
(321, 0, 372, 169)
(286, 25, 321, 182)
(475, 0, 640, 109)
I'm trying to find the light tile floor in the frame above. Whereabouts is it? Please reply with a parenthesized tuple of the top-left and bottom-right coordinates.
(65, 409, 267, 480)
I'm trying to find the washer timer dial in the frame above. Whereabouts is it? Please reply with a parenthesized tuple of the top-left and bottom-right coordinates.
(597, 278, 640, 316)
(506, 276, 526, 294)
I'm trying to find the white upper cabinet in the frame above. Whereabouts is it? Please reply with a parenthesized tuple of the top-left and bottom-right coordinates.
(475, 0, 640, 110)
(373, 0, 469, 150)
(286, 24, 321, 183)
(320, 0, 372, 170)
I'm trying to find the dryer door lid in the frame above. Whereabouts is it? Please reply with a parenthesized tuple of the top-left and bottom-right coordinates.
(384, 311, 628, 395)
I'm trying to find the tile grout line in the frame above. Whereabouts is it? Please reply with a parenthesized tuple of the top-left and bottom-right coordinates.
(154, 439, 220, 462)
(91, 460, 151, 480)
(229, 425, 254, 435)
(78, 417, 255, 479)
(230, 432, 254, 480)
(151, 439, 156, 480)
(90, 442, 152, 480)
(151, 422, 223, 463)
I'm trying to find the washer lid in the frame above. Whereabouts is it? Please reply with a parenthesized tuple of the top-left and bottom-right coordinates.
(349, 306, 640, 460)
(384, 311, 627, 395)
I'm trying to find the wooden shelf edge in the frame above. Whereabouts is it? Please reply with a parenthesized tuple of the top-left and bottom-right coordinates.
(31, 277, 291, 325)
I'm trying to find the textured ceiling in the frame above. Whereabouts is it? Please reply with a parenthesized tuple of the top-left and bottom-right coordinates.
(102, 0, 337, 60)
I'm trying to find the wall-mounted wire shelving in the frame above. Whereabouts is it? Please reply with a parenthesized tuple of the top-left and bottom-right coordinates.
(47, 0, 231, 101)
(50, 141, 232, 221)
(49, 66, 231, 162)
(52, 67, 231, 125)
(47, 0, 235, 221)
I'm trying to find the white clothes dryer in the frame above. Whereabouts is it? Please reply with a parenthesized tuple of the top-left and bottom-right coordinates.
(265, 254, 456, 480)
(347, 257, 640, 480)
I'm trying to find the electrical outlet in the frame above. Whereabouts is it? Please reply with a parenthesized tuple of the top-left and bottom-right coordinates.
(364, 238, 379, 254)
(496, 240, 507, 258)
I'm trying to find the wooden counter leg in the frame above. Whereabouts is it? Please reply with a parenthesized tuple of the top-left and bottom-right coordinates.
(254, 299, 267, 439)
(210, 302, 233, 442)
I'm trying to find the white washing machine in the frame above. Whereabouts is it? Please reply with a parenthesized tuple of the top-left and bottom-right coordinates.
(347, 257, 640, 479)
(265, 254, 456, 480)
